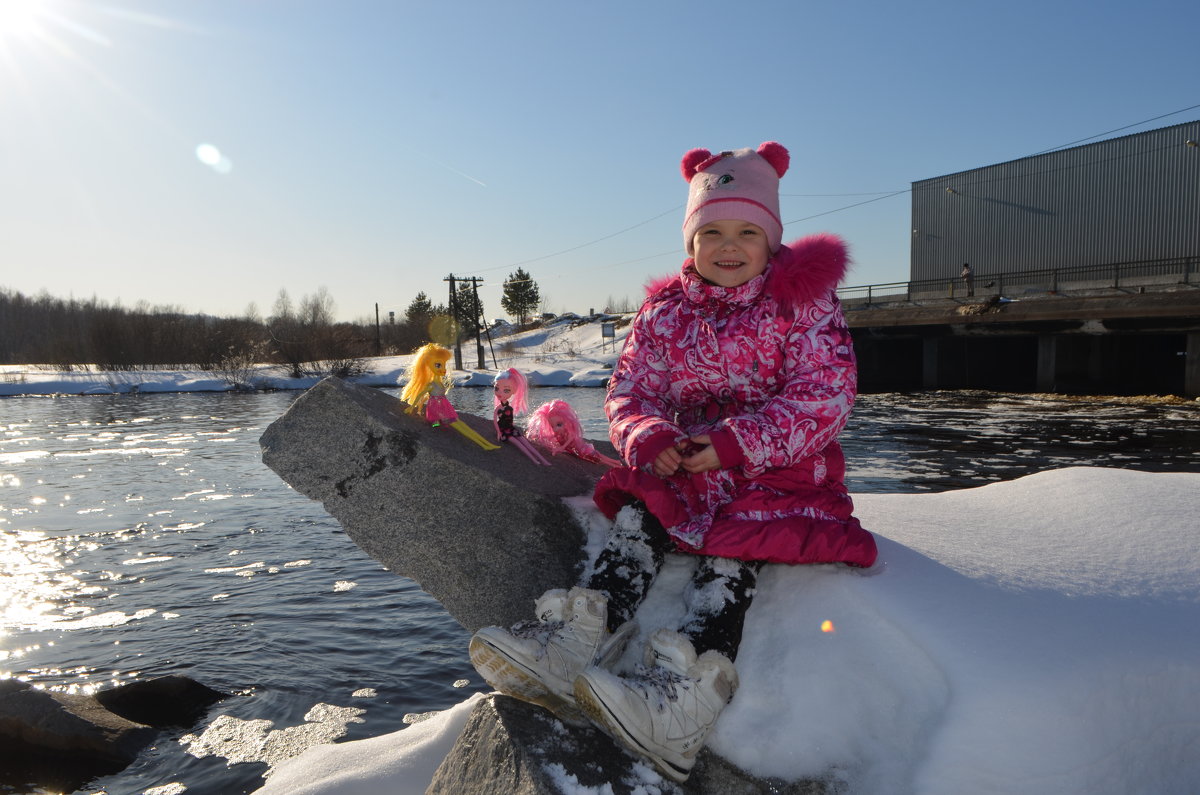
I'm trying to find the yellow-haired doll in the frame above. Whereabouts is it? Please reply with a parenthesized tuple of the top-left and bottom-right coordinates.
(400, 343, 499, 450)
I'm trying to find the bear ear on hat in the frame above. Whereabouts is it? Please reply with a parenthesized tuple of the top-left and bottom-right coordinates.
(757, 141, 790, 178)
(681, 148, 712, 182)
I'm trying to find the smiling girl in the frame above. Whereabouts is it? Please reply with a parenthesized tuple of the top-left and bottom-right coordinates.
(470, 142, 876, 782)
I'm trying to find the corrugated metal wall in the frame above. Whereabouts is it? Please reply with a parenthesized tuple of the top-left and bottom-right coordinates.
(910, 120, 1200, 282)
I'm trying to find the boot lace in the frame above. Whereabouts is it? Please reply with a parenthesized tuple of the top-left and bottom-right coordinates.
(509, 618, 566, 645)
(633, 662, 687, 707)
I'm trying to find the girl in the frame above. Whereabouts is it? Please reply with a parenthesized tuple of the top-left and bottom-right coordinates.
(401, 343, 499, 451)
(526, 399, 623, 468)
(470, 143, 877, 782)
(493, 368, 551, 465)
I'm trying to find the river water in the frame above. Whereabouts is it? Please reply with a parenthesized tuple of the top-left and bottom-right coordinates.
(2, 387, 1198, 795)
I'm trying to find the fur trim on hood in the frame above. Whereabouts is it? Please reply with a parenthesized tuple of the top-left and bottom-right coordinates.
(644, 233, 849, 312)
(766, 233, 849, 310)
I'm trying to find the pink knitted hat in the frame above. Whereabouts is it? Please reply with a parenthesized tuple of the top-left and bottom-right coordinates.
(681, 142, 790, 255)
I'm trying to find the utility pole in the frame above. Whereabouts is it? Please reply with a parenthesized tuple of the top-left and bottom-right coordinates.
(469, 277, 486, 369)
(475, 278, 498, 369)
(446, 274, 491, 369)
(443, 274, 463, 370)
(374, 303, 381, 357)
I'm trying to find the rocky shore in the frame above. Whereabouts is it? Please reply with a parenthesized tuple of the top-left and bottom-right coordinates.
(0, 675, 224, 792)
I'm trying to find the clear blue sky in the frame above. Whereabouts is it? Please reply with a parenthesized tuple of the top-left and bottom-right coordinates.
(3, 0, 1197, 323)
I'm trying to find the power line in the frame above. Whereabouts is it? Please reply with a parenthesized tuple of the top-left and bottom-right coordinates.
(471, 107, 1199, 281)
(917, 140, 1185, 191)
(783, 190, 910, 227)
(782, 190, 906, 197)
(384, 106, 1199, 307)
(1030, 102, 1200, 155)
(457, 204, 684, 276)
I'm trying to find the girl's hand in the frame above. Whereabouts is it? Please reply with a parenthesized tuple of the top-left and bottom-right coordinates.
(652, 445, 684, 477)
(681, 435, 721, 473)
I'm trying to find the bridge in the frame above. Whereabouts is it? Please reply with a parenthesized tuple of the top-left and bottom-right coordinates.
(837, 258, 1200, 397)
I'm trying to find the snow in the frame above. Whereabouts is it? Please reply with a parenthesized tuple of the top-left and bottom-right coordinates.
(7, 318, 1198, 792)
(251, 695, 486, 795)
(259, 466, 1200, 795)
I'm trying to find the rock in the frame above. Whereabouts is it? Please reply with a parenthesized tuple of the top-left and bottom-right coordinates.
(260, 378, 829, 793)
(0, 678, 155, 766)
(260, 376, 610, 632)
(95, 674, 226, 728)
(428, 694, 829, 795)
(0, 675, 224, 791)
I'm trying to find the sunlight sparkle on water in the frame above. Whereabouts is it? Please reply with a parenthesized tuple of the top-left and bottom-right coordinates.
(1, 530, 79, 630)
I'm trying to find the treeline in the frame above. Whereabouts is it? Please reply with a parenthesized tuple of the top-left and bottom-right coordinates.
(1, 267, 546, 380)
(0, 286, 459, 380)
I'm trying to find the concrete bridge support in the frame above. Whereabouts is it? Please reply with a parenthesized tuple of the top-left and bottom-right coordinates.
(1187, 332, 1200, 399)
(922, 337, 967, 390)
(1037, 335, 1095, 393)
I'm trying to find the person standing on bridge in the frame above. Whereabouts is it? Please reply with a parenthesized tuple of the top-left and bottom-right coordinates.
(961, 262, 975, 297)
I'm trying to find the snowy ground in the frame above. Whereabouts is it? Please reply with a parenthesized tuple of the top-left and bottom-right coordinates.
(257, 467, 1200, 795)
(0, 314, 628, 396)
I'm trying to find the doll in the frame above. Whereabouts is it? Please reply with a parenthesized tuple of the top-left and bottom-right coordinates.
(400, 343, 500, 450)
(526, 399, 622, 468)
(493, 369, 551, 465)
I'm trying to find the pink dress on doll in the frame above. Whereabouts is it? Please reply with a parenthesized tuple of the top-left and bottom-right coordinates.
(424, 382, 458, 425)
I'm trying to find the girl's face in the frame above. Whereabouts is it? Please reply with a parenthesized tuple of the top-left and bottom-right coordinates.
(432, 359, 444, 373)
(551, 416, 569, 443)
(494, 379, 514, 402)
(691, 219, 770, 288)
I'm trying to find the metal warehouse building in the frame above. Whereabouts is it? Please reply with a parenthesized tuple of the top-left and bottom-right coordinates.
(909, 120, 1200, 285)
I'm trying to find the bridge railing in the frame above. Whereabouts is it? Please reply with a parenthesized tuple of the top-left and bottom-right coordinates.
(837, 255, 1198, 306)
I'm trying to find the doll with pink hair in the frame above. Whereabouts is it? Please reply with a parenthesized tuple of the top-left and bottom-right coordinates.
(401, 343, 500, 450)
(526, 399, 623, 468)
(493, 369, 551, 466)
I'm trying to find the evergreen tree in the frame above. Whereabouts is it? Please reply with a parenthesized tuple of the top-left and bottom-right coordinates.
(453, 282, 484, 330)
(501, 268, 541, 325)
(405, 291, 435, 327)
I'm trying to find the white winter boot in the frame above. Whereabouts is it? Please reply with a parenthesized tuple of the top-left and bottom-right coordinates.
(573, 628, 738, 782)
(470, 586, 635, 724)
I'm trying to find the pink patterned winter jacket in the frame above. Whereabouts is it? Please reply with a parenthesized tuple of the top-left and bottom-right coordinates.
(593, 234, 878, 567)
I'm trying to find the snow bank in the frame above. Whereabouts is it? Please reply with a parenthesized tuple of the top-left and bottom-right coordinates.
(258, 467, 1200, 795)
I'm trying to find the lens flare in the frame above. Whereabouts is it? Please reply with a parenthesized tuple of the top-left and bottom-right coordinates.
(195, 142, 232, 174)
(821, 619, 835, 633)
(427, 315, 458, 346)
(195, 143, 220, 165)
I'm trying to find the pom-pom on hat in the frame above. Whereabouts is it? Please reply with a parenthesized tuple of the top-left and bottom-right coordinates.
(681, 141, 789, 255)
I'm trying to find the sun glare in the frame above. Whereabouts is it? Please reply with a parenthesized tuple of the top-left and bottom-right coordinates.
(0, 0, 48, 39)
